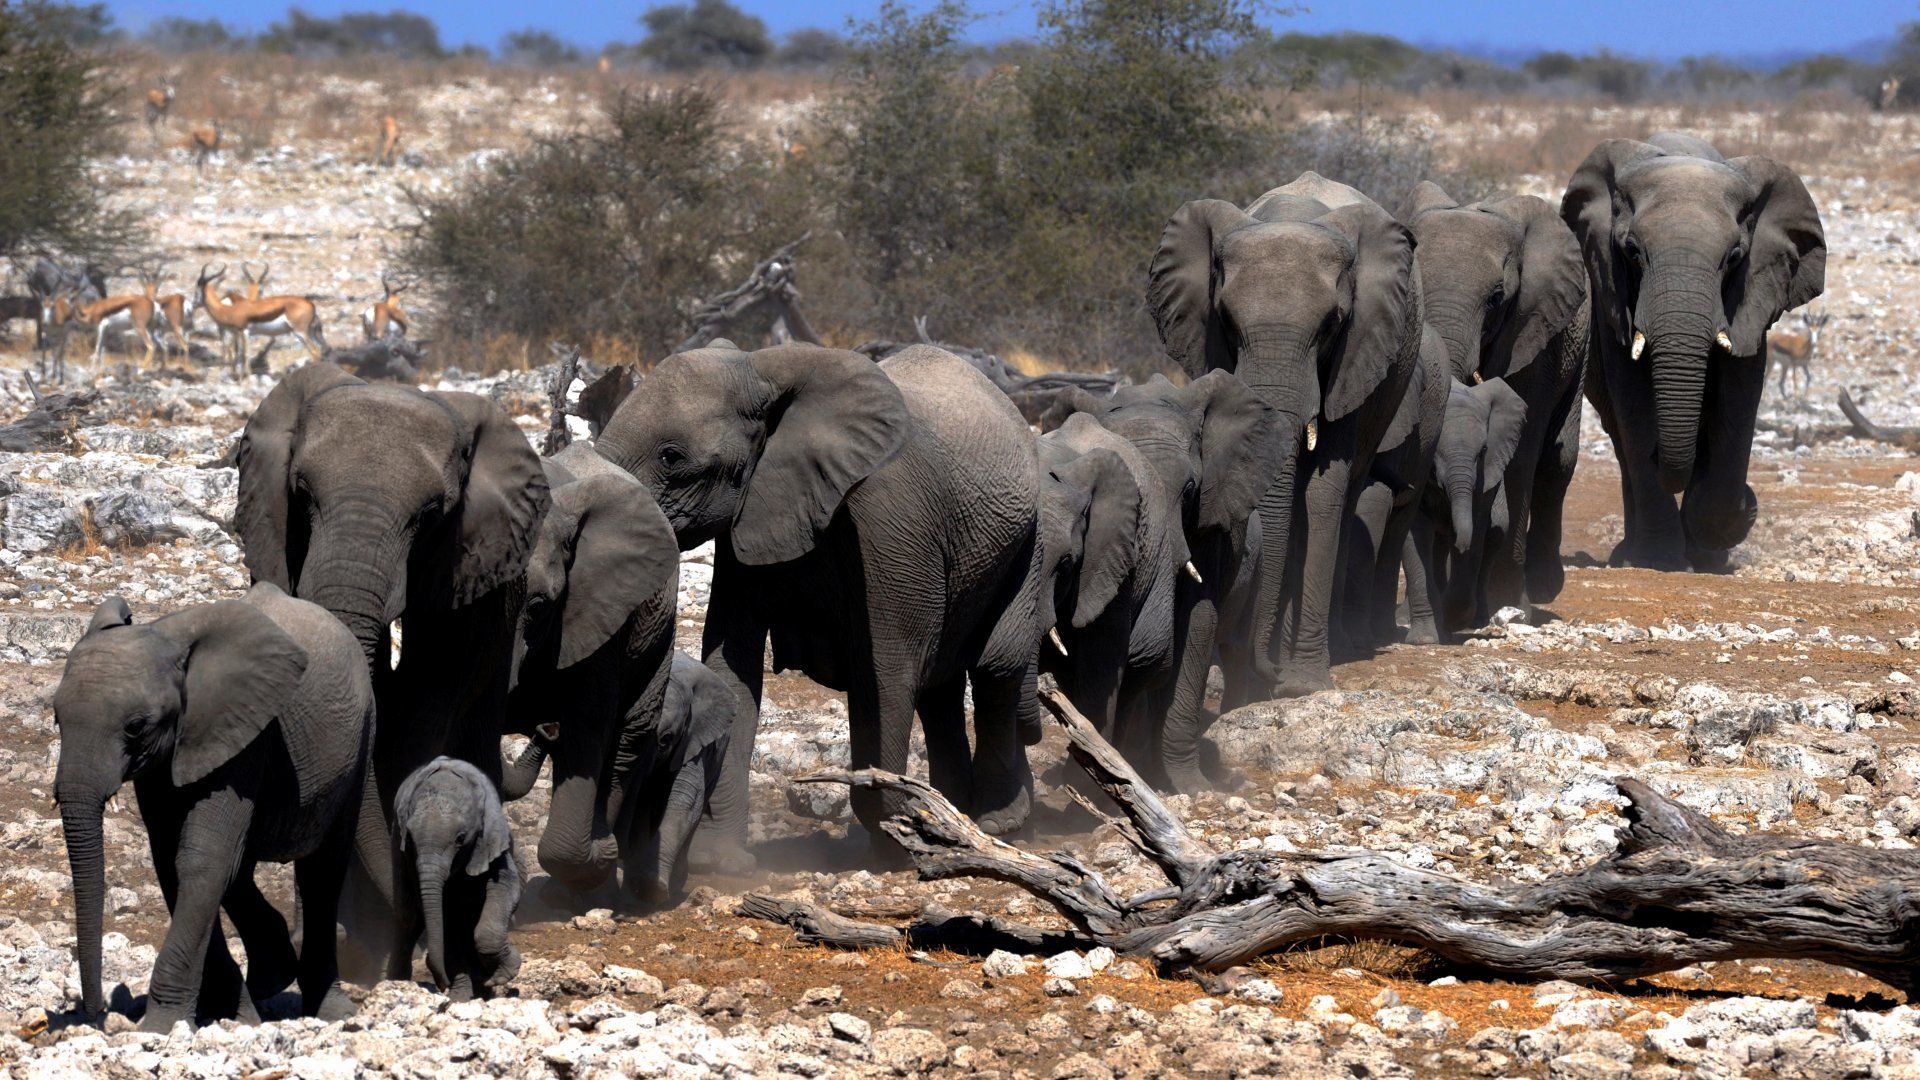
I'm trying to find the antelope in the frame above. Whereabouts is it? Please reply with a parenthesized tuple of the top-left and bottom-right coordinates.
(1882, 76, 1902, 112)
(361, 273, 410, 341)
(197, 263, 326, 374)
(144, 78, 175, 142)
(1770, 311, 1829, 401)
(189, 122, 221, 171)
(376, 114, 401, 167)
(31, 286, 77, 382)
(141, 275, 196, 358)
(60, 277, 163, 376)
(223, 261, 269, 305)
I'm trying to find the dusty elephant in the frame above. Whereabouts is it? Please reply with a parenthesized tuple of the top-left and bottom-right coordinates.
(392, 757, 523, 1001)
(1561, 133, 1825, 571)
(1427, 376, 1528, 634)
(594, 343, 1043, 865)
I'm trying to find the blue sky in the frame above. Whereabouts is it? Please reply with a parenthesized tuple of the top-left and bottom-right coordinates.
(105, 1, 1911, 61)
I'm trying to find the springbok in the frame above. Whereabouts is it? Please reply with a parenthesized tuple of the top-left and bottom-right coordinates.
(1770, 310, 1830, 401)
(1882, 77, 1903, 112)
(361, 273, 410, 341)
(143, 275, 196, 358)
(59, 277, 163, 376)
(197, 263, 326, 375)
(189, 122, 221, 171)
(145, 78, 175, 143)
(376, 114, 401, 167)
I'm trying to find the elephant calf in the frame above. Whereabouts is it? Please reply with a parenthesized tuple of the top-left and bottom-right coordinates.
(1427, 377, 1527, 634)
(392, 757, 523, 1001)
(54, 584, 374, 1031)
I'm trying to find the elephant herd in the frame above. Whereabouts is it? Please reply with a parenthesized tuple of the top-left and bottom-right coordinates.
(48, 133, 1825, 1030)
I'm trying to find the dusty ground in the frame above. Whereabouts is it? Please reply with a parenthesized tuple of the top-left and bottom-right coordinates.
(2, 69, 1920, 1077)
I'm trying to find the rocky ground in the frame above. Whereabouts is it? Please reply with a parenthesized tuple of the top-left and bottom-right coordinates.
(2, 73, 1920, 1076)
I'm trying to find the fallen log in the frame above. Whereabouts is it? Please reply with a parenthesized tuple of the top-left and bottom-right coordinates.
(741, 688, 1920, 995)
(677, 236, 822, 353)
(1839, 390, 1920, 453)
(542, 342, 583, 455)
(0, 388, 100, 452)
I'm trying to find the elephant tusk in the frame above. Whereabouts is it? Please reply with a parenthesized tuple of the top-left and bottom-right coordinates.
(1047, 626, 1069, 657)
(1715, 329, 1734, 352)
(1305, 417, 1318, 452)
(388, 619, 403, 671)
(1184, 561, 1203, 584)
(1471, 370, 1484, 385)
(105, 793, 120, 815)
(1631, 331, 1646, 361)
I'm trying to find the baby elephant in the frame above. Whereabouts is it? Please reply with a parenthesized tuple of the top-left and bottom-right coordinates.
(54, 584, 374, 1031)
(1423, 376, 1527, 634)
(393, 758, 523, 1001)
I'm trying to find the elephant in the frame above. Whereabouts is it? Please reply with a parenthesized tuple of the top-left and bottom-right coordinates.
(392, 757, 523, 1001)
(1343, 324, 1450, 647)
(1400, 182, 1591, 616)
(1052, 372, 1285, 791)
(1561, 133, 1825, 571)
(496, 441, 678, 899)
(1149, 172, 1424, 695)
(53, 585, 375, 1031)
(233, 362, 549, 972)
(594, 342, 1043, 864)
(1427, 377, 1528, 633)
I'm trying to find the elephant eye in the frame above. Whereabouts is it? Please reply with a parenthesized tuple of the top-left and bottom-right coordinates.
(658, 445, 686, 471)
(1621, 235, 1644, 264)
(1723, 243, 1747, 268)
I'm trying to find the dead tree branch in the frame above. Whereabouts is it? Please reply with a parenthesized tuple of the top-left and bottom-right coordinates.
(543, 342, 583, 455)
(742, 688, 1920, 994)
(0, 388, 100, 452)
(1839, 390, 1920, 453)
(677, 236, 822, 353)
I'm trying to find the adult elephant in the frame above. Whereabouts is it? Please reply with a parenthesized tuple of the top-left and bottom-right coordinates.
(595, 343, 1043, 868)
(1399, 183, 1590, 620)
(1561, 134, 1825, 570)
(233, 363, 549, 957)
(1149, 173, 1423, 695)
(1058, 373, 1283, 791)
(499, 442, 679, 898)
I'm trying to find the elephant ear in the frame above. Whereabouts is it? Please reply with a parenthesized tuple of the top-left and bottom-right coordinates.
(1726, 156, 1826, 356)
(1487, 195, 1588, 378)
(234, 363, 361, 589)
(1183, 370, 1283, 532)
(548, 474, 678, 669)
(1322, 203, 1420, 423)
(1147, 199, 1254, 378)
(155, 599, 309, 788)
(1397, 180, 1457, 222)
(733, 345, 910, 566)
(1561, 139, 1664, 339)
(1050, 444, 1141, 629)
(465, 769, 513, 876)
(436, 392, 552, 607)
(86, 596, 131, 634)
(1478, 378, 1527, 495)
(672, 654, 737, 769)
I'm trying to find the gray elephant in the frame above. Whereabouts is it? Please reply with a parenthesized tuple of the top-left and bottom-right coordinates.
(392, 757, 523, 1001)
(594, 343, 1043, 864)
(1052, 372, 1284, 791)
(1561, 134, 1825, 571)
(54, 585, 375, 1031)
(498, 442, 679, 898)
(503, 652, 731, 904)
(1149, 172, 1423, 695)
(1427, 377, 1528, 632)
(1344, 324, 1450, 647)
(1400, 183, 1590, 616)
(233, 362, 549, 970)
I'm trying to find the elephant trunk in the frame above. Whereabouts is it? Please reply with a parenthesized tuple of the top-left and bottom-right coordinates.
(500, 730, 550, 802)
(1641, 258, 1721, 496)
(416, 855, 452, 991)
(1238, 329, 1319, 681)
(297, 499, 410, 668)
(1427, 297, 1484, 382)
(58, 797, 107, 1018)
(1447, 463, 1477, 554)
(538, 771, 616, 892)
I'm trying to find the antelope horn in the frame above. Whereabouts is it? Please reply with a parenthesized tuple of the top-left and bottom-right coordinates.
(1047, 627, 1069, 657)
(1631, 331, 1646, 361)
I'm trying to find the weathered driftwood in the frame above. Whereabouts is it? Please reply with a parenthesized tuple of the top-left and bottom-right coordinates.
(1839, 390, 1920, 453)
(677, 236, 823, 353)
(742, 688, 1920, 994)
(0, 387, 100, 452)
(573, 363, 638, 438)
(542, 342, 583, 455)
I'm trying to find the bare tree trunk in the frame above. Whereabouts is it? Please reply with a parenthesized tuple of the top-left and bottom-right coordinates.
(740, 689, 1920, 996)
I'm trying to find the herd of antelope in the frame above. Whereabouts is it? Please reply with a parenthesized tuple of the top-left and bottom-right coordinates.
(141, 75, 404, 172)
(18, 260, 410, 385)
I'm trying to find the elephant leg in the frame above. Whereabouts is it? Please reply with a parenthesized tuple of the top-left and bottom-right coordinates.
(650, 746, 722, 902)
(1682, 355, 1766, 570)
(1277, 454, 1350, 696)
(474, 872, 522, 997)
(1593, 359, 1687, 570)
(142, 803, 245, 1025)
(294, 809, 355, 1021)
(1162, 576, 1220, 796)
(222, 872, 295, 1007)
(1339, 481, 1392, 654)
(1483, 449, 1540, 619)
(1526, 381, 1584, 604)
(1402, 509, 1441, 644)
(691, 574, 766, 876)
(968, 665, 1034, 836)
(916, 677, 973, 812)
(141, 791, 251, 1033)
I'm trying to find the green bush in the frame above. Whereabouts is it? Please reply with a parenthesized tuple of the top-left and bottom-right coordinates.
(637, 0, 772, 71)
(258, 9, 444, 59)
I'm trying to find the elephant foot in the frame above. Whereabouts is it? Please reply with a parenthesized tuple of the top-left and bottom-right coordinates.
(308, 983, 356, 1022)
(447, 975, 476, 1003)
(1685, 543, 1734, 574)
(972, 782, 1033, 837)
(234, 995, 261, 1027)
(687, 832, 757, 877)
(137, 1002, 192, 1034)
(1273, 666, 1334, 699)
(1404, 620, 1439, 646)
(1606, 538, 1689, 572)
(1164, 763, 1210, 798)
